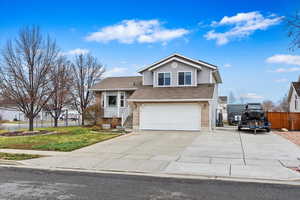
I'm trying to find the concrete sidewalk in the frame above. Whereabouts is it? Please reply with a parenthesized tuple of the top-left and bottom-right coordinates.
(6, 129, 300, 183)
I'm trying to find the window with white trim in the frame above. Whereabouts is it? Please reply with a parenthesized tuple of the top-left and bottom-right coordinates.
(108, 95, 117, 107)
(295, 95, 298, 110)
(178, 72, 192, 85)
(101, 97, 104, 108)
(120, 92, 125, 107)
(158, 72, 171, 86)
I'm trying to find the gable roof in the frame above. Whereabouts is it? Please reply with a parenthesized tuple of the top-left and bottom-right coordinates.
(288, 82, 300, 102)
(90, 76, 142, 91)
(128, 84, 215, 101)
(137, 53, 218, 73)
(292, 82, 300, 96)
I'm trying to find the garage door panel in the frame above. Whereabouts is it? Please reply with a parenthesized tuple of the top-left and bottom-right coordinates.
(140, 103, 201, 131)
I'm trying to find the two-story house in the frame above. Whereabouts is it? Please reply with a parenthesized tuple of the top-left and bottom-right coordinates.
(90, 54, 222, 131)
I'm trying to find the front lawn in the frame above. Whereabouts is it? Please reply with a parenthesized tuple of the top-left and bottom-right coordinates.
(0, 152, 42, 160)
(0, 126, 120, 152)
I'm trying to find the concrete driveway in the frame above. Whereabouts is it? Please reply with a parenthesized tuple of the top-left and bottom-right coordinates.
(22, 131, 199, 172)
(21, 128, 300, 181)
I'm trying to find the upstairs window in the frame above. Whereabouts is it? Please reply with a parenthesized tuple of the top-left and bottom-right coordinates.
(178, 72, 192, 85)
(158, 72, 171, 86)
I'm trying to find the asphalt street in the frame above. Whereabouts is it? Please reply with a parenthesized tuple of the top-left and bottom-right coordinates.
(0, 167, 299, 200)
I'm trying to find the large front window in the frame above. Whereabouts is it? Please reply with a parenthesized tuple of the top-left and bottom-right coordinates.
(178, 72, 192, 85)
(158, 72, 171, 86)
(108, 95, 117, 107)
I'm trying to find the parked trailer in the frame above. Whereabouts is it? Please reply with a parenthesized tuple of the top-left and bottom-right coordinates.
(227, 104, 245, 125)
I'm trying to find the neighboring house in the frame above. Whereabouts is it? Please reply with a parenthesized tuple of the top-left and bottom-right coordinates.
(0, 107, 26, 121)
(288, 81, 300, 112)
(0, 99, 25, 121)
(90, 54, 222, 131)
(0, 98, 78, 122)
(217, 96, 228, 121)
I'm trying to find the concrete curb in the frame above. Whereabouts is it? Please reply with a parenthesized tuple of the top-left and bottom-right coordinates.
(0, 159, 23, 165)
(1, 163, 300, 186)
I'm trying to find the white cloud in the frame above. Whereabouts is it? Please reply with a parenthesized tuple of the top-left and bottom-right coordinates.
(204, 11, 283, 45)
(274, 78, 288, 83)
(103, 67, 128, 77)
(272, 67, 300, 73)
(223, 63, 232, 68)
(266, 54, 300, 66)
(240, 93, 264, 99)
(62, 48, 90, 56)
(85, 19, 189, 44)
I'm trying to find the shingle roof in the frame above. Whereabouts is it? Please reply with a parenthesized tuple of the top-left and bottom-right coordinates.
(90, 76, 142, 90)
(128, 84, 215, 100)
(292, 82, 300, 96)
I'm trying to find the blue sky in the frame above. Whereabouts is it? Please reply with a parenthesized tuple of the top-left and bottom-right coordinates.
(0, 0, 299, 103)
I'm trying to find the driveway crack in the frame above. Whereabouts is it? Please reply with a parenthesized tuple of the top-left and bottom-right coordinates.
(238, 130, 247, 165)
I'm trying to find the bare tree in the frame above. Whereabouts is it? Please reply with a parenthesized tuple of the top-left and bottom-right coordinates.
(287, 11, 300, 50)
(275, 94, 289, 112)
(44, 57, 73, 127)
(0, 26, 59, 131)
(71, 54, 104, 126)
(262, 100, 275, 112)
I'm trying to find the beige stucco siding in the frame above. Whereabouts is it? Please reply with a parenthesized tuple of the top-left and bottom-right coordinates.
(142, 70, 153, 85)
(152, 61, 198, 87)
(141, 60, 213, 87)
(197, 67, 211, 84)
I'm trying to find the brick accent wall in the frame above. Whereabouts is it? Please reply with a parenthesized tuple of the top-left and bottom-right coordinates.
(131, 102, 140, 130)
(199, 102, 210, 131)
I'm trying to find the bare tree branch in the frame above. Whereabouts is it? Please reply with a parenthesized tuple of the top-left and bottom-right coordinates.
(70, 54, 105, 126)
(287, 11, 300, 51)
(0, 26, 59, 131)
(43, 56, 73, 126)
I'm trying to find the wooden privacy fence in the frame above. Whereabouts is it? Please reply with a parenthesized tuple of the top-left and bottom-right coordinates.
(267, 112, 300, 131)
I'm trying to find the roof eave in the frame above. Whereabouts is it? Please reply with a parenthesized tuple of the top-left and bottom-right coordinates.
(213, 70, 222, 83)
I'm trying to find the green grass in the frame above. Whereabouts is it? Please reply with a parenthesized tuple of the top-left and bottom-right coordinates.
(0, 126, 120, 152)
(0, 152, 42, 160)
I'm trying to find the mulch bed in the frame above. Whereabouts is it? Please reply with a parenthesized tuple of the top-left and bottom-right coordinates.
(0, 130, 54, 137)
(274, 131, 300, 146)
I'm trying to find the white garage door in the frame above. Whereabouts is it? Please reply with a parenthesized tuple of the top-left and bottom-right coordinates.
(139, 103, 201, 131)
